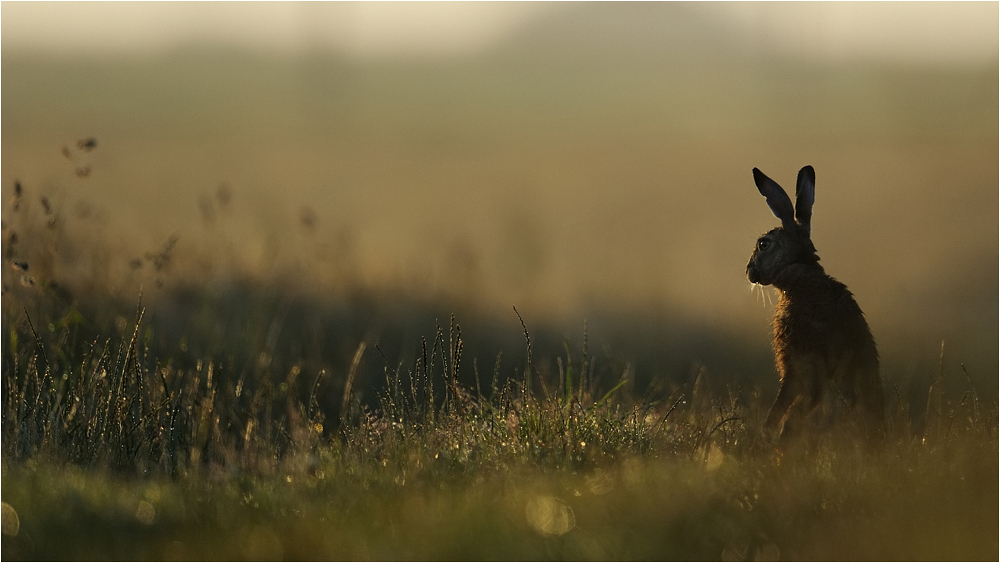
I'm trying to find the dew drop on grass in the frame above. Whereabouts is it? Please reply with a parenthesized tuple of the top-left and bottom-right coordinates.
(706, 443, 725, 471)
(586, 469, 613, 495)
(136, 501, 156, 526)
(525, 496, 575, 536)
(1, 502, 19, 537)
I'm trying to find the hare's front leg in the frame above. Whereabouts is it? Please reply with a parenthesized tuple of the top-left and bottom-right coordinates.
(764, 355, 823, 438)
(764, 372, 799, 433)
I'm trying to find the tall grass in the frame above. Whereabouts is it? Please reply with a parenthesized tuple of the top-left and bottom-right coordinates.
(0, 294, 699, 477)
(2, 280, 997, 560)
(1, 179, 996, 560)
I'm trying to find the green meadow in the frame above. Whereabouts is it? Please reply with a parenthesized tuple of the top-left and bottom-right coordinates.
(1, 283, 996, 560)
(2, 4, 998, 560)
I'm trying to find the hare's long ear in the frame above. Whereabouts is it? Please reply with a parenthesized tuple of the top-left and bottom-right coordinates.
(753, 168, 795, 229)
(795, 165, 815, 235)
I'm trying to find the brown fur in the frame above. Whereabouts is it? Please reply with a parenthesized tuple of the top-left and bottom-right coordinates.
(746, 167, 884, 442)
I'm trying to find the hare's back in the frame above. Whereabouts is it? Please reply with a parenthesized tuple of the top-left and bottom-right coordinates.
(776, 276, 877, 362)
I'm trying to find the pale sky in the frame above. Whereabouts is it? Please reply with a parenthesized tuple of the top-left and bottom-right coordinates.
(0, 2, 559, 59)
(1, 2, 997, 63)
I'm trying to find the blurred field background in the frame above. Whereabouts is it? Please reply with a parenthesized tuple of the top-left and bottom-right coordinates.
(1, 3, 997, 560)
(3, 2, 997, 393)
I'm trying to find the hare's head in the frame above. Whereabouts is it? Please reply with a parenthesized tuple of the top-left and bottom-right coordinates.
(746, 166, 820, 287)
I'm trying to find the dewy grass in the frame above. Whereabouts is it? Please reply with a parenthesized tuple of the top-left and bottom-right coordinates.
(1, 186, 996, 560)
(2, 287, 997, 560)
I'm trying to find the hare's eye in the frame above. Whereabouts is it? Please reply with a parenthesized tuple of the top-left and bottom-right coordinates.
(757, 239, 771, 251)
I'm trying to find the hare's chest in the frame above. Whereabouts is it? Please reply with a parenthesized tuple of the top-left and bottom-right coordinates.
(772, 300, 843, 353)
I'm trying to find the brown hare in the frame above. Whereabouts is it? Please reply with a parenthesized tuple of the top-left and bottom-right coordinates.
(746, 166, 884, 442)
